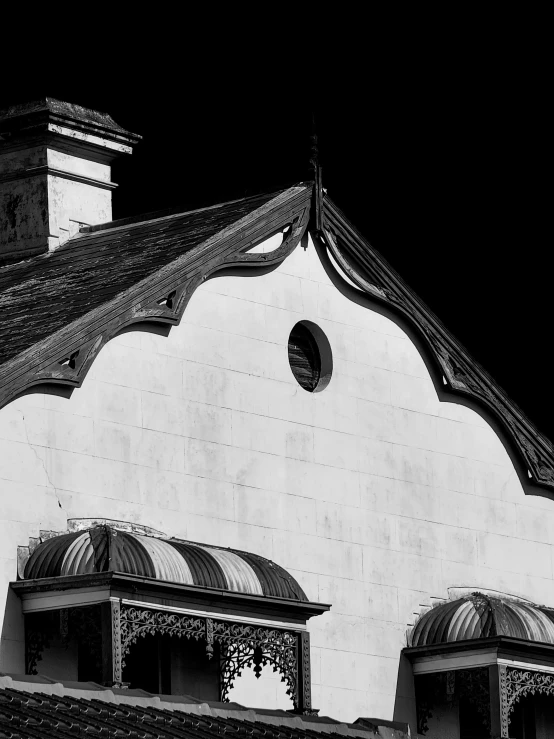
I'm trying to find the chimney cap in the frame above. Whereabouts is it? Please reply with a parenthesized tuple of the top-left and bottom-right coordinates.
(0, 97, 142, 151)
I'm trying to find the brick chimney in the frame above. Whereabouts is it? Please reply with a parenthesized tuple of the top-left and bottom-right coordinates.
(0, 98, 141, 263)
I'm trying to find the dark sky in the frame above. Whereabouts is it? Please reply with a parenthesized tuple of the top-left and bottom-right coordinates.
(2, 22, 550, 440)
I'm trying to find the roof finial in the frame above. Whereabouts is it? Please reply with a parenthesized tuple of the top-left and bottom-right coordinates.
(309, 112, 324, 233)
(310, 112, 319, 175)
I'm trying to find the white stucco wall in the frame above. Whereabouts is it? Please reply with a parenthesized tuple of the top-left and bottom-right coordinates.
(1, 234, 553, 725)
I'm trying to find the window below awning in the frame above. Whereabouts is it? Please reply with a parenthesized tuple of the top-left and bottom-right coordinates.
(404, 592, 554, 737)
(11, 522, 329, 714)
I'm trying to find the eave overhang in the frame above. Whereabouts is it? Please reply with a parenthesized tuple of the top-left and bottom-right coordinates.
(404, 635, 554, 674)
(0, 184, 311, 409)
(11, 572, 330, 625)
(318, 195, 554, 495)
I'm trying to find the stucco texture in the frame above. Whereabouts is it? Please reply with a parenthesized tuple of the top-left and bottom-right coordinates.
(0, 234, 553, 724)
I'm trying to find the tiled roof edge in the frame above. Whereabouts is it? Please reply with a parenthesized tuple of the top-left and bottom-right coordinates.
(0, 675, 378, 738)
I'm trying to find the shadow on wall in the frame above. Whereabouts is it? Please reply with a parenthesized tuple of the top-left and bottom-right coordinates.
(0, 586, 25, 674)
(393, 654, 417, 735)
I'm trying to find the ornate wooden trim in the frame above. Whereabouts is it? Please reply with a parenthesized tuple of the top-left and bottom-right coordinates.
(0, 186, 311, 412)
(318, 197, 554, 496)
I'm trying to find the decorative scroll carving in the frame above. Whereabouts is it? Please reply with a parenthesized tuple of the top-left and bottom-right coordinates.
(111, 600, 123, 685)
(117, 604, 305, 710)
(504, 665, 554, 717)
(320, 201, 554, 494)
(215, 621, 298, 706)
(415, 665, 554, 737)
(220, 214, 308, 270)
(0, 186, 312, 415)
(205, 617, 214, 660)
(220, 642, 262, 701)
(499, 664, 509, 738)
(119, 605, 206, 669)
(133, 280, 195, 325)
(299, 630, 313, 713)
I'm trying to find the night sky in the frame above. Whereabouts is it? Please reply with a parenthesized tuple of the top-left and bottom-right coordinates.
(2, 25, 550, 440)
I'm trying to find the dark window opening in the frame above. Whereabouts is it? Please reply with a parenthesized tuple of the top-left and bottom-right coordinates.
(288, 321, 332, 393)
(122, 634, 220, 699)
(459, 695, 489, 738)
(505, 695, 537, 739)
(122, 634, 172, 695)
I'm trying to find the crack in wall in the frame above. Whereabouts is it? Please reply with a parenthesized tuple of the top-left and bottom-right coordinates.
(18, 409, 64, 511)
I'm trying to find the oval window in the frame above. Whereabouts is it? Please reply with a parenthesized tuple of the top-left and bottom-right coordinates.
(288, 321, 333, 393)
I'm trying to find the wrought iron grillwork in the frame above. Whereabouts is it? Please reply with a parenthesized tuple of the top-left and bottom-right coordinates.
(501, 664, 554, 733)
(216, 625, 298, 703)
(119, 606, 206, 669)
(117, 603, 310, 711)
(416, 664, 554, 738)
(24, 602, 313, 712)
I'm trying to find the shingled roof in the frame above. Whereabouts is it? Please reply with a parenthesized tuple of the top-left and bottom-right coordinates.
(0, 675, 410, 739)
(0, 183, 311, 406)
(0, 189, 287, 367)
(0, 179, 553, 495)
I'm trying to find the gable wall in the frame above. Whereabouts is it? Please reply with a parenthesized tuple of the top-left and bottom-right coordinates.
(0, 235, 553, 725)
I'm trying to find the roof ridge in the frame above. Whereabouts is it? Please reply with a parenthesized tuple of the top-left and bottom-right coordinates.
(0, 677, 382, 737)
(0, 97, 136, 137)
(78, 182, 309, 237)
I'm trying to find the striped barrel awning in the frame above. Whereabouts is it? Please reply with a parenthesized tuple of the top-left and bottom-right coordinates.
(409, 592, 554, 647)
(23, 525, 307, 602)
